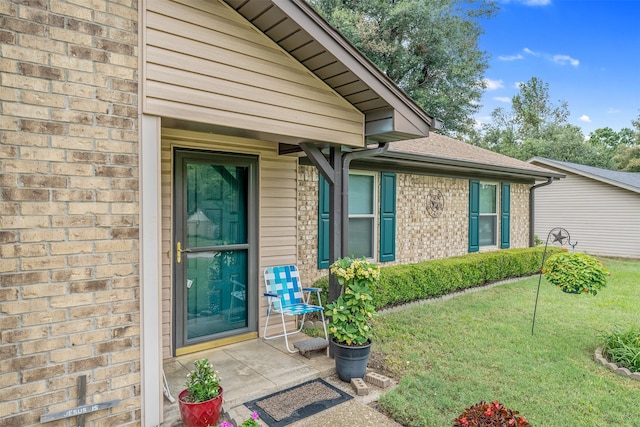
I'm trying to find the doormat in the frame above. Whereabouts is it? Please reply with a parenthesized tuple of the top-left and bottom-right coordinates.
(244, 379, 352, 427)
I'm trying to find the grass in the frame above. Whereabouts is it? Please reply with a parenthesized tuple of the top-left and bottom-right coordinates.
(373, 258, 640, 426)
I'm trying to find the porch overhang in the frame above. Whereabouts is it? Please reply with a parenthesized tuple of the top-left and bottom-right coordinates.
(223, 0, 440, 145)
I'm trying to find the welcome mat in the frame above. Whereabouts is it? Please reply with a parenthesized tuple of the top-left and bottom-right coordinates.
(244, 379, 352, 426)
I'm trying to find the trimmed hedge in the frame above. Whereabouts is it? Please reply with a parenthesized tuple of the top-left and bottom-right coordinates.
(312, 247, 562, 310)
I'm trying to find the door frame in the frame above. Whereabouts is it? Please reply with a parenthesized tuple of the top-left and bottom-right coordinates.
(172, 148, 259, 354)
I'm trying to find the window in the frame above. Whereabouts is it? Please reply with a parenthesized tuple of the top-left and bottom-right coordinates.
(469, 180, 510, 252)
(348, 173, 375, 258)
(318, 172, 396, 268)
(479, 183, 497, 247)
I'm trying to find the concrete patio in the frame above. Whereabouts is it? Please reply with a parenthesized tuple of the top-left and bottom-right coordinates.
(162, 334, 401, 426)
(162, 334, 335, 426)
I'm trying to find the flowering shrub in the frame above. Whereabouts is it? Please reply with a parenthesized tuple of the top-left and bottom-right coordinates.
(182, 359, 221, 403)
(543, 251, 609, 295)
(218, 411, 262, 427)
(453, 400, 531, 427)
(325, 257, 380, 346)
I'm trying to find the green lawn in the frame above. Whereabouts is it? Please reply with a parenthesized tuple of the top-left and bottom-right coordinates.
(373, 258, 640, 426)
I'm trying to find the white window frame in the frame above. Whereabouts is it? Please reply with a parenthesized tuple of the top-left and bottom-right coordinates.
(479, 181, 499, 250)
(348, 171, 378, 260)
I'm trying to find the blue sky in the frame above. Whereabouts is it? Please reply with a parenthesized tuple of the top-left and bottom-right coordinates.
(475, 0, 640, 136)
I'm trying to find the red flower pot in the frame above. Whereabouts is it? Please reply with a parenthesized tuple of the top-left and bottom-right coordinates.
(178, 387, 223, 427)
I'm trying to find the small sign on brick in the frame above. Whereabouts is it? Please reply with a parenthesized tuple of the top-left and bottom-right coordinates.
(40, 375, 119, 425)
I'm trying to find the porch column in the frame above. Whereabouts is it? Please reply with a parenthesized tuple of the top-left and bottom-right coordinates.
(327, 147, 343, 303)
(299, 143, 343, 303)
(139, 114, 163, 426)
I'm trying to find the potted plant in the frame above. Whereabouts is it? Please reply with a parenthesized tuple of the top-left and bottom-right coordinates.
(453, 400, 531, 427)
(178, 358, 224, 427)
(543, 251, 609, 295)
(325, 256, 379, 382)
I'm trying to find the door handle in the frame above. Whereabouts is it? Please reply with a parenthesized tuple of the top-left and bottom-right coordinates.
(176, 241, 191, 264)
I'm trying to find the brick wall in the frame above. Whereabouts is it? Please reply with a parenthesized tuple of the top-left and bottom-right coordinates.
(0, 1, 139, 426)
(297, 165, 532, 284)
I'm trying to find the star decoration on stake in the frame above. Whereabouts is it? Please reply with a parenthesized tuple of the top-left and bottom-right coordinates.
(551, 229, 568, 244)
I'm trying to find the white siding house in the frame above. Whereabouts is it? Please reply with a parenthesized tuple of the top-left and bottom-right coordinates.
(528, 158, 640, 259)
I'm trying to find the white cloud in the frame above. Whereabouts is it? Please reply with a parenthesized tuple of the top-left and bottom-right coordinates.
(498, 54, 524, 61)
(494, 96, 512, 103)
(522, 48, 580, 67)
(553, 54, 579, 67)
(521, 0, 552, 5)
(501, 0, 552, 5)
(579, 115, 592, 123)
(607, 108, 620, 114)
(474, 117, 492, 129)
(484, 78, 504, 90)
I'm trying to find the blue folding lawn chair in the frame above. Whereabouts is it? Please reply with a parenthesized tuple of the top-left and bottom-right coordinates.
(263, 265, 328, 353)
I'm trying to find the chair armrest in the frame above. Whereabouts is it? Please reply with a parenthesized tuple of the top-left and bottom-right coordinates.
(302, 287, 322, 293)
(264, 293, 278, 298)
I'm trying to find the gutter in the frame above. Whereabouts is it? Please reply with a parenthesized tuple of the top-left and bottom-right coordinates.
(529, 177, 554, 247)
(379, 151, 564, 181)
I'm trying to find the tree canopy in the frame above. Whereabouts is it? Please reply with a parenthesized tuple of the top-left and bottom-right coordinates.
(471, 76, 640, 171)
(308, 0, 498, 136)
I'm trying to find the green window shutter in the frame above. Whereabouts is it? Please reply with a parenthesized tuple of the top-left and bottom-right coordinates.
(318, 174, 330, 269)
(468, 180, 480, 252)
(379, 172, 396, 262)
(500, 183, 511, 249)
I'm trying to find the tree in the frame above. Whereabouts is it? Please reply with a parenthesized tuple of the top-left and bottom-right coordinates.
(511, 77, 569, 137)
(470, 77, 604, 164)
(587, 127, 633, 151)
(613, 113, 640, 171)
(308, 0, 499, 136)
(522, 123, 605, 167)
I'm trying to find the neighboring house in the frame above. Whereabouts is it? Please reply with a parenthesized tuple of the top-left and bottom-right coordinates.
(528, 157, 640, 259)
(0, 1, 561, 426)
(297, 135, 562, 283)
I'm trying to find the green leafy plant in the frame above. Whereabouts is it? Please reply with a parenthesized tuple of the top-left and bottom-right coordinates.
(543, 251, 609, 295)
(325, 257, 379, 346)
(182, 358, 221, 403)
(602, 326, 640, 372)
(218, 411, 263, 427)
(453, 400, 531, 427)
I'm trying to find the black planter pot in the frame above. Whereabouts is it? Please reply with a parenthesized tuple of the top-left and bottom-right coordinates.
(332, 339, 372, 382)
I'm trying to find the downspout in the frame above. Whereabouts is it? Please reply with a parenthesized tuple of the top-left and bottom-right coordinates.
(299, 141, 390, 301)
(529, 177, 554, 247)
(341, 143, 390, 255)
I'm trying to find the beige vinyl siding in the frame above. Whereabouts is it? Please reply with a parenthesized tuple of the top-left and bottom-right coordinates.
(160, 128, 298, 358)
(534, 168, 640, 258)
(145, 0, 364, 147)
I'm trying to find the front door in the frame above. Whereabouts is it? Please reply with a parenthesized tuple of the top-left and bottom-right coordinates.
(174, 149, 257, 352)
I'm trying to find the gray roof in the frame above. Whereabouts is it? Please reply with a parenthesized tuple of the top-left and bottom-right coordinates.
(352, 134, 564, 181)
(528, 157, 640, 193)
(223, 0, 439, 143)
